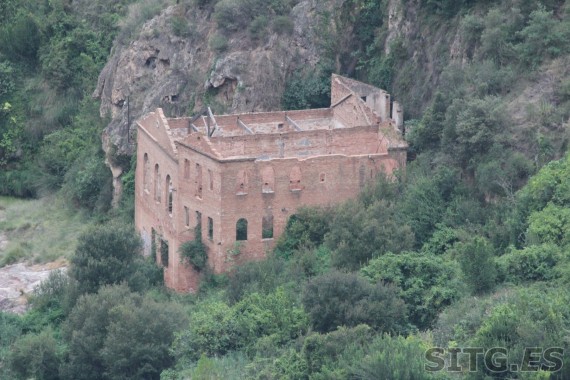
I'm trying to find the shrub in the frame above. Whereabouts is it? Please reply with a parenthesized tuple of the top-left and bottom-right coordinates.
(497, 244, 564, 283)
(274, 206, 332, 258)
(209, 33, 228, 52)
(69, 223, 150, 295)
(361, 252, 463, 329)
(302, 271, 407, 333)
(272, 15, 294, 35)
(326, 199, 414, 270)
(171, 15, 192, 37)
(248, 15, 268, 40)
(62, 285, 187, 380)
(7, 328, 61, 380)
(180, 239, 208, 271)
(455, 237, 497, 295)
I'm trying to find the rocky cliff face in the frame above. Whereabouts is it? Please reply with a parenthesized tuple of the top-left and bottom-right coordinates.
(93, 1, 332, 203)
(94, 1, 326, 155)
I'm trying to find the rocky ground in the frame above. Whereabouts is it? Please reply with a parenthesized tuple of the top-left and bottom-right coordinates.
(0, 206, 66, 314)
(0, 261, 66, 314)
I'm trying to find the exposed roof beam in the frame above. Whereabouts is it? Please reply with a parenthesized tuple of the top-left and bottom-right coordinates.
(285, 115, 302, 131)
(237, 118, 254, 134)
(330, 93, 352, 108)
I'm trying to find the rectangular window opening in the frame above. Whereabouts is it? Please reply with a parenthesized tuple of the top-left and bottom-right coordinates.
(184, 206, 190, 228)
(160, 239, 169, 267)
(208, 217, 213, 240)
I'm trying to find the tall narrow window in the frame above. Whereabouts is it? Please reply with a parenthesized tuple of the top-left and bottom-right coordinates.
(289, 166, 302, 191)
(160, 239, 169, 267)
(208, 217, 213, 240)
(143, 153, 149, 192)
(208, 169, 214, 191)
(184, 159, 190, 179)
(261, 166, 275, 193)
(236, 170, 248, 195)
(184, 206, 190, 227)
(195, 163, 203, 198)
(236, 218, 248, 241)
(262, 214, 274, 239)
(359, 164, 366, 189)
(154, 164, 161, 202)
(166, 175, 173, 215)
(196, 211, 202, 230)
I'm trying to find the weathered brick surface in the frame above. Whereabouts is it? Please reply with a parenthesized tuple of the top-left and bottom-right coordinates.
(135, 75, 408, 292)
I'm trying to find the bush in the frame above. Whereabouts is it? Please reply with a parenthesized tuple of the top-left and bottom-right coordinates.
(248, 15, 268, 40)
(208, 33, 228, 52)
(302, 271, 407, 333)
(497, 244, 564, 283)
(7, 328, 61, 380)
(326, 199, 414, 270)
(274, 206, 332, 258)
(362, 252, 463, 329)
(62, 285, 187, 380)
(272, 15, 294, 35)
(226, 256, 290, 304)
(69, 223, 150, 295)
(180, 240, 208, 271)
(455, 237, 497, 295)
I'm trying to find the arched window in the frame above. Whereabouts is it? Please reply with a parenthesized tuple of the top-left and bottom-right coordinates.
(236, 170, 248, 195)
(289, 166, 302, 191)
(154, 164, 161, 202)
(262, 213, 273, 239)
(166, 175, 173, 216)
(236, 218, 248, 241)
(143, 153, 149, 192)
(261, 166, 275, 193)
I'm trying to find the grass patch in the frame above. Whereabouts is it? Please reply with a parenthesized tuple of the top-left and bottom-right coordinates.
(0, 196, 92, 266)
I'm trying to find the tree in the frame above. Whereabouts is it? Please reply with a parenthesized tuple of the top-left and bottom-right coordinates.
(456, 237, 497, 294)
(302, 271, 407, 333)
(7, 328, 61, 380)
(62, 285, 187, 380)
(326, 199, 414, 270)
(69, 223, 160, 295)
(361, 252, 463, 329)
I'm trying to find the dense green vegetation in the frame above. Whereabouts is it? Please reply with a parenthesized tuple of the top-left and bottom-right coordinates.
(1, 0, 570, 379)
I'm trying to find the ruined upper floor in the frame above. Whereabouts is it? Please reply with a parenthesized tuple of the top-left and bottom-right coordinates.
(136, 74, 407, 162)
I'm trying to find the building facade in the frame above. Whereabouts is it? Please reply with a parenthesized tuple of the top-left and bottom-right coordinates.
(135, 74, 407, 292)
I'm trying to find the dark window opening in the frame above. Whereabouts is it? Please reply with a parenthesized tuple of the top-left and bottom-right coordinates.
(277, 123, 284, 129)
(208, 169, 213, 191)
(166, 175, 173, 215)
(196, 211, 202, 230)
(262, 214, 274, 239)
(160, 239, 169, 267)
(184, 159, 190, 179)
(184, 206, 190, 227)
(236, 218, 248, 241)
(208, 217, 213, 240)
(154, 164, 161, 202)
(195, 163, 202, 198)
(151, 228, 157, 262)
(143, 154, 149, 192)
(361, 96, 367, 102)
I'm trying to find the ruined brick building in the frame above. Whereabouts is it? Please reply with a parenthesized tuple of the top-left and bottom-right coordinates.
(135, 75, 407, 292)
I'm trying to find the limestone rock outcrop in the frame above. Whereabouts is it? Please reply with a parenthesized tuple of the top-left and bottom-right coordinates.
(94, 1, 325, 158)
